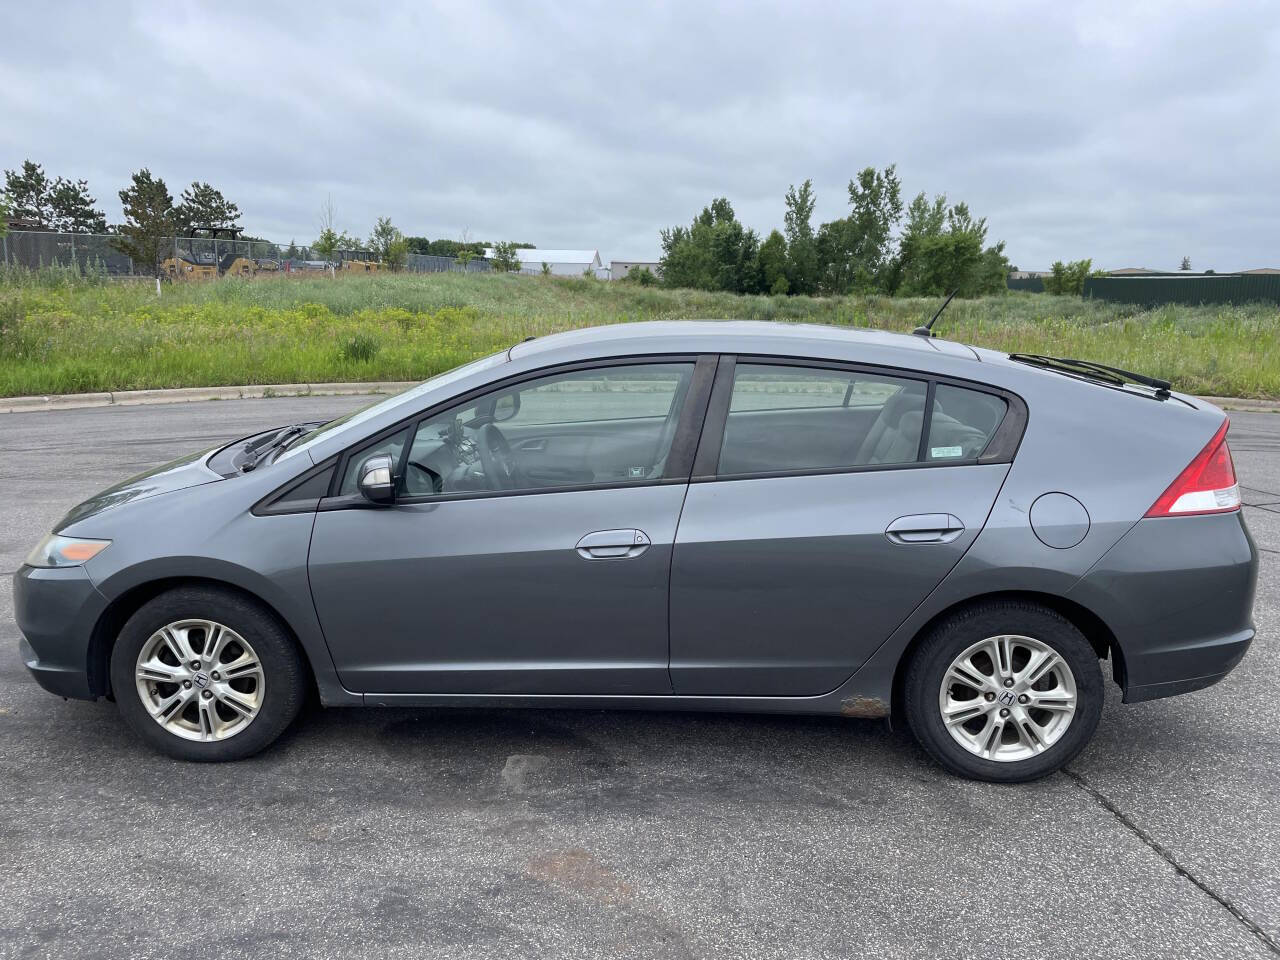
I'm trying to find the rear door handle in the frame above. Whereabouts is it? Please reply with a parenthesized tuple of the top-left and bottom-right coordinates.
(885, 514, 965, 544)
(576, 529, 651, 560)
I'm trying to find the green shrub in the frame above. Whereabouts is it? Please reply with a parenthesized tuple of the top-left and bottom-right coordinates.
(339, 332, 379, 363)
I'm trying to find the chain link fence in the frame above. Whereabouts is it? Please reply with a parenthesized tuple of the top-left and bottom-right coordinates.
(0, 230, 492, 277)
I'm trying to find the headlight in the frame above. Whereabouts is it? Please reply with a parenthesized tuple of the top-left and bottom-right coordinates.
(24, 534, 111, 568)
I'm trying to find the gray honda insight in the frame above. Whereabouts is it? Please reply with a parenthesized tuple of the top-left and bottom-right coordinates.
(13, 321, 1258, 782)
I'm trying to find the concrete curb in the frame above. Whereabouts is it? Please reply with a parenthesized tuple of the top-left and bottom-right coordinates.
(2, 382, 1278, 415)
(1200, 396, 1280, 413)
(1, 382, 418, 414)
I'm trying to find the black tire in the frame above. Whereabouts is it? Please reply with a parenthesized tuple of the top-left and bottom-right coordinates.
(904, 600, 1103, 783)
(109, 585, 306, 762)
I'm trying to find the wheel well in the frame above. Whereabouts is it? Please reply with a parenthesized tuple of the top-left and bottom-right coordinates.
(889, 590, 1124, 726)
(87, 577, 315, 700)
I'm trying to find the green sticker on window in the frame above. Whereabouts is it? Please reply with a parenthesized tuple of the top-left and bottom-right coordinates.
(931, 445, 963, 459)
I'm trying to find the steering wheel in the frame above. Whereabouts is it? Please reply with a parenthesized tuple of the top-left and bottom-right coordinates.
(475, 423, 527, 490)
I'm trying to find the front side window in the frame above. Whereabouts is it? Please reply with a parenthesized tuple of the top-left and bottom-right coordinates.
(394, 362, 696, 497)
(718, 364, 927, 475)
(338, 427, 410, 496)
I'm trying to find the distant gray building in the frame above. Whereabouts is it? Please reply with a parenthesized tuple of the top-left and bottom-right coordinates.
(484, 248, 604, 277)
(610, 260, 663, 281)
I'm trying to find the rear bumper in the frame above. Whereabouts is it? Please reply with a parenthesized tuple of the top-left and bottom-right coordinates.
(1070, 511, 1259, 703)
(12, 564, 108, 701)
(1121, 630, 1252, 702)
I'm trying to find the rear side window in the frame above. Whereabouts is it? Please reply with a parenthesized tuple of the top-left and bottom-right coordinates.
(718, 364, 928, 475)
(926, 385, 1007, 461)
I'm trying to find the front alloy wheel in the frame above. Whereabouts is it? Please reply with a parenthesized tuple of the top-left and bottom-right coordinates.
(111, 586, 305, 761)
(134, 619, 265, 742)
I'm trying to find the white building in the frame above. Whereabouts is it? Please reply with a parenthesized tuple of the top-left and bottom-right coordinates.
(484, 248, 605, 277)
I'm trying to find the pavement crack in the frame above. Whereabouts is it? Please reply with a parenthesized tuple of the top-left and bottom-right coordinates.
(1064, 769, 1280, 956)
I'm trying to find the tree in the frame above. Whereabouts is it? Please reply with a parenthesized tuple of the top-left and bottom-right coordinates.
(890, 192, 949, 293)
(113, 169, 175, 275)
(660, 197, 761, 294)
(0, 195, 9, 240)
(893, 193, 1010, 297)
(49, 178, 107, 233)
(899, 231, 984, 297)
(312, 197, 358, 262)
(174, 182, 241, 234)
(783, 179, 817, 294)
(3, 160, 53, 226)
(1043, 259, 1094, 296)
(455, 228, 478, 268)
(756, 229, 790, 294)
(974, 240, 1013, 295)
(4, 162, 108, 233)
(313, 228, 340, 262)
(489, 240, 523, 272)
(1180, 256, 1192, 271)
(815, 165, 903, 294)
(368, 216, 407, 269)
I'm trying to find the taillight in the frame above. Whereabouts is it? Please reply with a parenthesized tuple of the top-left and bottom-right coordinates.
(1145, 419, 1240, 517)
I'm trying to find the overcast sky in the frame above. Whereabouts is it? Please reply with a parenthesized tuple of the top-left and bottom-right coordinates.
(3, 1, 1277, 271)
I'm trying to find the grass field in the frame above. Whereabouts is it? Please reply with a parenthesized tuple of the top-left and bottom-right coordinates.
(1, 266, 1278, 398)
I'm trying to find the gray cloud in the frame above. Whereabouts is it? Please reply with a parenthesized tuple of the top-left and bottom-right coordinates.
(3, 0, 1277, 271)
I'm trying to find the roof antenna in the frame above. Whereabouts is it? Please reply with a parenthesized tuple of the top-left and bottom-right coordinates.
(913, 289, 957, 338)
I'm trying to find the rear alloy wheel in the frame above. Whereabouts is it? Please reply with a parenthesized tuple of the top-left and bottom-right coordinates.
(905, 601, 1103, 782)
(938, 635, 1078, 762)
(111, 586, 305, 761)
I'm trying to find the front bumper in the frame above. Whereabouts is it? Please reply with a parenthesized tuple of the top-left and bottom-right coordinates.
(12, 564, 109, 700)
(1070, 511, 1259, 703)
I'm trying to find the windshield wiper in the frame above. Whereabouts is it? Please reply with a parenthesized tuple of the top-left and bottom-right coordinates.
(239, 424, 311, 472)
(1009, 354, 1172, 399)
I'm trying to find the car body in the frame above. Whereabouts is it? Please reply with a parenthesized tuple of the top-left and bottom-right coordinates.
(13, 321, 1259, 780)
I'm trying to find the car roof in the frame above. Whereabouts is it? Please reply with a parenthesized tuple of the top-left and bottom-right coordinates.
(507, 320, 981, 364)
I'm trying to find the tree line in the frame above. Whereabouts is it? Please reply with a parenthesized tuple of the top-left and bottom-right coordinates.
(3, 160, 258, 270)
(1, 159, 536, 274)
(659, 165, 1012, 297)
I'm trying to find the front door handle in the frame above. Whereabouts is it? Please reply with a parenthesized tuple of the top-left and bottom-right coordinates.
(576, 529, 651, 560)
(885, 514, 965, 545)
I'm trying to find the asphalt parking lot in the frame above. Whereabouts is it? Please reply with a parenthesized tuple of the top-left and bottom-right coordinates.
(1, 396, 1277, 959)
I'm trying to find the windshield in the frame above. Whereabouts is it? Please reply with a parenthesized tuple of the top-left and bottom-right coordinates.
(275, 351, 509, 462)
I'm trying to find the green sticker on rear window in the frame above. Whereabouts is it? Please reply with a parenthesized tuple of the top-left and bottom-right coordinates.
(931, 445, 963, 459)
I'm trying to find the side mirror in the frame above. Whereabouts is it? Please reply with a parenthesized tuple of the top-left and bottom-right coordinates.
(493, 390, 521, 422)
(357, 454, 396, 505)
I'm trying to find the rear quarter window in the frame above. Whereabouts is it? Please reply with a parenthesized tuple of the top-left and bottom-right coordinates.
(927, 385, 1008, 461)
